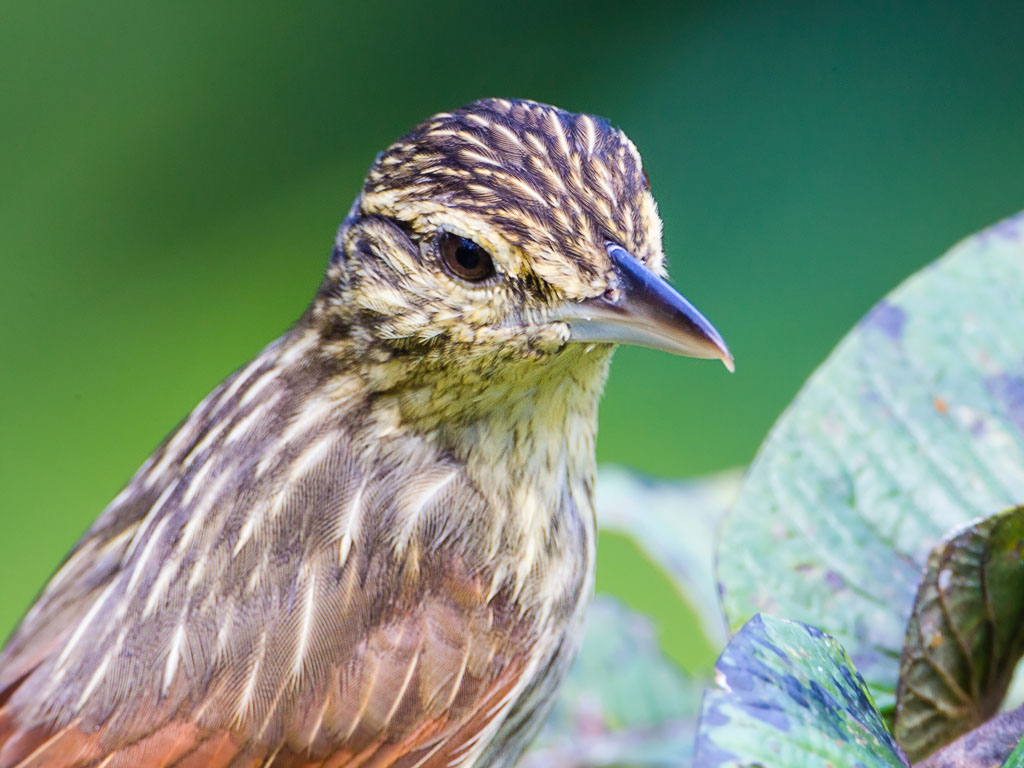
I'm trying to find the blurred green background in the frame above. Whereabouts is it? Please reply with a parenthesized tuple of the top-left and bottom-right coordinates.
(2, 1, 1023, 651)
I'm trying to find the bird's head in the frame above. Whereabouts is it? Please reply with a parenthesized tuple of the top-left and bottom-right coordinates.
(313, 98, 732, 395)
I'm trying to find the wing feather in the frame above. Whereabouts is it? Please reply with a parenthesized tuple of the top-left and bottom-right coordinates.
(0, 343, 548, 768)
(0, 602, 529, 768)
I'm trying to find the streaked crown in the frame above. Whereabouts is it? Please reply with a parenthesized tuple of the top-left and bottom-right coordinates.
(359, 98, 665, 297)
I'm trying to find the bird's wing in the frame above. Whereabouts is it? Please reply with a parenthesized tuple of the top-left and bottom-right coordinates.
(0, 356, 542, 768)
(0, 582, 531, 768)
(0, 499, 535, 768)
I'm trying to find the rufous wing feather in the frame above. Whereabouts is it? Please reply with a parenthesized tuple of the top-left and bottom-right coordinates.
(0, 637, 527, 768)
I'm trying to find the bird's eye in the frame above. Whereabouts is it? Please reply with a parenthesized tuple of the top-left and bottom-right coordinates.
(438, 232, 495, 283)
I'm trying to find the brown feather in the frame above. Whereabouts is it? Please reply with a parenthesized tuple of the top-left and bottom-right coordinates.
(0, 97, 661, 767)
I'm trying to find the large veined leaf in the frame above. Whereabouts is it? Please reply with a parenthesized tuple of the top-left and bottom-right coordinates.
(894, 506, 1024, 760)
(524, 597, 701, 768)
(718, 212, 1024, 713)
(694, 614, 908, 767)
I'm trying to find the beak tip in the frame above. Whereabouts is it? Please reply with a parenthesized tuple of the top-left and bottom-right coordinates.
(705, 331, 734, 373)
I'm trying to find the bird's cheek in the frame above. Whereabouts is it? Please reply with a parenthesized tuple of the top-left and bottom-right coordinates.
(367, 310, 434, 343)
(536, 322, 572, 350)
(463, 305, 498, 325)
(505, 323, 573, 358)
(443, 323, 567, 359)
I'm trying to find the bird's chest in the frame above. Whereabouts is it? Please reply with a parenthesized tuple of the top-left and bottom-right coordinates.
(441, 454, 597, 767)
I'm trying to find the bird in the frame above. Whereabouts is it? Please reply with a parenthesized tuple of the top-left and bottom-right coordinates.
(0, 98, 732, 768)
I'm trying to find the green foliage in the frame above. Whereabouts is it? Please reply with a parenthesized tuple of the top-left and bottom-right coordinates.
(596, 467, 741, 667)
(525, 469, 739, 766)
(541, 212, 1024, 766)
(525, 598, 701, 768)
(697, 501, 1024, 766)
(695, 614, 907, 768)
(1002, 735, 1024, 768)
(718, 212, 1024, 714)
(895, 506, 1024, 760)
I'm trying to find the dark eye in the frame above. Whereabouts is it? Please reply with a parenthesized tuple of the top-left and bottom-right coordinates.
(438, 232, 495, 282)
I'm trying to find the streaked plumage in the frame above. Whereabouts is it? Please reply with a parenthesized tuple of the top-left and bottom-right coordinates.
(0, 98, 731, 768)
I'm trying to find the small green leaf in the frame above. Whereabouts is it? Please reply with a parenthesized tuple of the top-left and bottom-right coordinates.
(695, 614, 909, 768)
(597, 466, 741, 651)
(597, 530, 718, 675)
(894, 506, 1024, 760)
(718, 212, 1024, 713)
(524, 596, 701, 767)
(1002, 733, 1024, 768)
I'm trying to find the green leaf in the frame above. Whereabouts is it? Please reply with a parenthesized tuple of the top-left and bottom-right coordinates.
(596, 467, 742, 667)
(718, 212, 1024, 713)
(695, 614, 909, 768)
(1002, 733, 1024, 768)
(894, 506, 1024, 760)
(597, 530, 719, 676)
(524, 596, 702, 768)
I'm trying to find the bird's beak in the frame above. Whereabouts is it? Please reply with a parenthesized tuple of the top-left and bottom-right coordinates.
(553, 244, 734, 372)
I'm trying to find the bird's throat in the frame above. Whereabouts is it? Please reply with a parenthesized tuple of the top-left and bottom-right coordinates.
(374, 343, 615, 604)
(385, 344, 612, 492)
